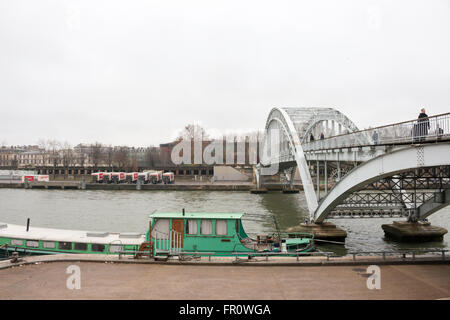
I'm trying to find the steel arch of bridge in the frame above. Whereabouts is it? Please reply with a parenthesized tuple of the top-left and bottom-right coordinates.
(260, 107, 362, 219)
(314, 143, 450, 223)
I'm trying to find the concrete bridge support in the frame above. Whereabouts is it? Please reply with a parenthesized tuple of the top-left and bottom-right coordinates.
(287, 222, 347, 242)
(382, 221, 447, 242)
(382, 189, 450, 242)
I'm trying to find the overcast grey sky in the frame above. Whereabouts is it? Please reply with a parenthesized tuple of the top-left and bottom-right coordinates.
(1, 0, 449, 147)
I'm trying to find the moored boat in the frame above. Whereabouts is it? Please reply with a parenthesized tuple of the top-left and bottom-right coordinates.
(0, 211, 314, 258)
(149, 211, 315, 256)
(0, 222, 144, 257)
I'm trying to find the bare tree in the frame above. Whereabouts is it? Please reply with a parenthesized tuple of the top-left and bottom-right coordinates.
(129, 153, 139, 172)
(60, 142, 75, 179)
(177, 124, 209, 141)
(78, 151, 86, 168)
(39, 139, 61, 178)
(89, 142, 104, 170)
(145, 146, 161, 168)
(113, 146, 130, 170)
(105, 145, 114, 170)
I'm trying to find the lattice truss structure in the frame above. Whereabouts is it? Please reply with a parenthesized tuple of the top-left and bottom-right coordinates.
(330, 166, 450, 219)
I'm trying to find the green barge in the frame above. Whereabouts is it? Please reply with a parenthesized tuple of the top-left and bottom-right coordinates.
(0, 212, 314, 258)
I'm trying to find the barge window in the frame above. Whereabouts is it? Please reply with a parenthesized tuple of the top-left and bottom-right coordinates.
(186, 220, 197, 235)
(200, 220, 212, 235)
(26, 240, 39, 248)
(58, 242, 72, 250)
(91, 244, 105, 252)
(109, 245, 123, 253)
(11, 239, 23, 246)
(152, 219, 169, 237)
(43, 241, 55, 249)
(215, 220, 227, 235)
(74, 243, 88, 251)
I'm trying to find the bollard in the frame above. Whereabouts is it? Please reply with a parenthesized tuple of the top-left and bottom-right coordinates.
(10, 252, 20, 263)
(136, 179, 141, 190)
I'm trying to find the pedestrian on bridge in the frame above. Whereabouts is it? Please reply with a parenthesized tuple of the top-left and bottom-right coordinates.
(310, 133, 315, 142)
(372, 130, 379, 145)
(416, 108, 430, 142)
(436, 124, 444, 140)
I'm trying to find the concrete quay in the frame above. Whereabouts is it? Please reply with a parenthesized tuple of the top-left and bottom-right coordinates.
(0, 254, 449, 299)
(0, 180, 311, 192)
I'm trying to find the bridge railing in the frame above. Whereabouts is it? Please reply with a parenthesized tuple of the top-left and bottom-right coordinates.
(302, 112, 450, 151)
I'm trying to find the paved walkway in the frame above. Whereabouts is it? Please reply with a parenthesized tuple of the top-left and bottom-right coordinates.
(0, 260, 448, 299)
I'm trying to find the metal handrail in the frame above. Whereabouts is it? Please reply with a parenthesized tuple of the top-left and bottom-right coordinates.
(303, 112, 450, 151)
(153, 229, 183, 256)
(230, 250, 335, 262)
(348, 249, 448, 261)
(3, 243, 447, 263)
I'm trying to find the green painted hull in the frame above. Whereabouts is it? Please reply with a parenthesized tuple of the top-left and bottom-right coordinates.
(0, 237, 140, 256)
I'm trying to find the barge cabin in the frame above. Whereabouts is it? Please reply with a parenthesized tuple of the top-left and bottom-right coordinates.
(148, 212, 314, 256)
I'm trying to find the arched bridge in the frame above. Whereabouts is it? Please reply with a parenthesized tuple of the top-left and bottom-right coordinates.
(257, 107, 450, 224)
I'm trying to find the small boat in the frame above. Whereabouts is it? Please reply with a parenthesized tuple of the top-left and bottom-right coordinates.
(0, 222, 144, 257)
(0, 211, 314, 258)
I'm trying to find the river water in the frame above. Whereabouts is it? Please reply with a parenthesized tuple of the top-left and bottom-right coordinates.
(0, 189, 448, 255)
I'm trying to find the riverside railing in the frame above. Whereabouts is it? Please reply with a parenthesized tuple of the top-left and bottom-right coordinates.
(2, 246, 447, 263)
(303, 112, 450, 152)
(153, 230, 183, 256)
(348, 249, 448, 261)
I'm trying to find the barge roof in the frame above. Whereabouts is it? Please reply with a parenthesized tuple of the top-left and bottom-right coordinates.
(149, 212, 245, 219)
(0, 222, 145, 245)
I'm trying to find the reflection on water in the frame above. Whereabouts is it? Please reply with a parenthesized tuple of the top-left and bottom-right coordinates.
(0, 189, 448, 255)
(257, 192, 310, 230)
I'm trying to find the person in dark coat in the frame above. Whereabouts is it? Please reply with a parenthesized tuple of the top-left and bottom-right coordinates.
(372, 130, 379, 145)
(310, 133, 315, 142)
(417, 108, 430, 142)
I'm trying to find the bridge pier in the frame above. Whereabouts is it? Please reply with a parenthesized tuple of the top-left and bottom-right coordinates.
(250, 188, 268, 194)
(382, 221, 448, 242)
(287, 222, 347, 242)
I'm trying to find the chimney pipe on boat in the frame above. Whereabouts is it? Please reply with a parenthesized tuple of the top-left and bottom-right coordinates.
(26, 218, 30, 232)
(182, 208, 185, 216)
